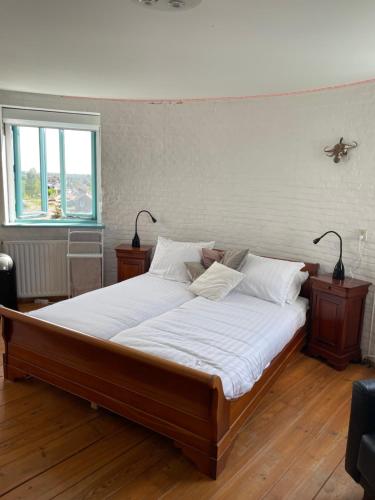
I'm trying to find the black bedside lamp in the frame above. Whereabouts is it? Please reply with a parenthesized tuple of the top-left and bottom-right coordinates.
(132, 210, 157, 248)
(313, 230, 345, 281)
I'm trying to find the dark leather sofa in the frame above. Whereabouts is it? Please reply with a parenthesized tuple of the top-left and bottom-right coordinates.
(346, 379, 375, 500)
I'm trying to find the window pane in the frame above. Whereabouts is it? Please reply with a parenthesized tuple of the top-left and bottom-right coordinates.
(45, 128, 62, 218)
(64, 130, 93, 216)
(18, 127, 42, 214)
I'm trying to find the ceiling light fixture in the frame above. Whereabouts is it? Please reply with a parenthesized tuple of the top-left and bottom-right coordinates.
(169, 0, 185, 7)
(138, 0, 159, 5)
(134, 0, 201, 11)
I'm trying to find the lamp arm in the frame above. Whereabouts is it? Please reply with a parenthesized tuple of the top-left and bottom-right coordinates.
(134, 210, 155, 234)
(318, 230, 343, 260)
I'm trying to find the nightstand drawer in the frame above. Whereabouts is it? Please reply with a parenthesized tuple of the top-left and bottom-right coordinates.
(312, 279, 348, 298)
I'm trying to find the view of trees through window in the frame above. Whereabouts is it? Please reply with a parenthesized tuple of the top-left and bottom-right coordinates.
(19, 127, 42, 213)
(16, 126, 94, 220)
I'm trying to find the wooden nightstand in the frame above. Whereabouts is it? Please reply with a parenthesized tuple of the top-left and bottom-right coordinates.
(306, 274, 371, 370)
(115, 245, 153, 282)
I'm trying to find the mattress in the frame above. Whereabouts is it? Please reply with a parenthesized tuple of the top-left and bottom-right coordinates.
(110, 292, 308, 400)
(28, 273, 194, 339)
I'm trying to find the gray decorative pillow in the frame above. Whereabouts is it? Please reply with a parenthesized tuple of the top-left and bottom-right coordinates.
(222, 249, 249, 270)
(185, 262, 206, 281)
(186, 249, 249, 282)
(201, 248, 225, 269)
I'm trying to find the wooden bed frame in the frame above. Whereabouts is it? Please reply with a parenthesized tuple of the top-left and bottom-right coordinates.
(0, 261, 319, 479)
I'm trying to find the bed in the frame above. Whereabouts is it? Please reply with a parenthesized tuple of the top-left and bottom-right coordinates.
(28, 273, 194, 339)
(0, 261, 318, 479)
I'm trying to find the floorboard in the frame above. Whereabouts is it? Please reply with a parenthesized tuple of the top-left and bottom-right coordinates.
(1, 331, 373, 499)
(314, 458, 363, 500)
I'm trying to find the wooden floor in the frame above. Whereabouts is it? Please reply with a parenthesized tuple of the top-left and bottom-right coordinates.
(1, 331, 373, 499)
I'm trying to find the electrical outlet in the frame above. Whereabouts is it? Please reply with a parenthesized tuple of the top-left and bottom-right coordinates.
(359, 229, 368, 242)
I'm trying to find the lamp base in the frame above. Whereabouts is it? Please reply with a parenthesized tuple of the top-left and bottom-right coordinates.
(332, 259, 345, 281)
(132, 233, 140, 248)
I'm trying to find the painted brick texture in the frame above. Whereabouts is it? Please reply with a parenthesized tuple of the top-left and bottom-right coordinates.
(1, 85, 375, 356)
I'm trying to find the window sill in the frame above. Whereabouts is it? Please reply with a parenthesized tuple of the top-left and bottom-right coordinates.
(3, 221, 105, 228)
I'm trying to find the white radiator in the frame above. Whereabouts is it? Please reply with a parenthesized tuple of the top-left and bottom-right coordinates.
(3, 240, 68, 298)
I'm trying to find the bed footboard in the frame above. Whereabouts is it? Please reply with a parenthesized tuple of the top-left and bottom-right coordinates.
(0, 306, 230, 478)
(1, 304, 308, 478)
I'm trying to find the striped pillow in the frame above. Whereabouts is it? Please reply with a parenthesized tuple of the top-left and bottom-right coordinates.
(236, 254, 305, 305)
(149, 236, 215, 283)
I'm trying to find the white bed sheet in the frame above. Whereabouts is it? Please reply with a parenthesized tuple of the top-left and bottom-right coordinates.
(110, 292, 308, 400)
(28, 273, 194, 339)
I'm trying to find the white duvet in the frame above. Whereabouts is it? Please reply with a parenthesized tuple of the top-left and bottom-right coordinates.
(28, 273, 308, 400)
(110, 292, 308, 400)
(28, 274, 194, 339)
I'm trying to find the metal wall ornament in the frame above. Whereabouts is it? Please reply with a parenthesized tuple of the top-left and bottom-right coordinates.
(324, 137, 358, 163)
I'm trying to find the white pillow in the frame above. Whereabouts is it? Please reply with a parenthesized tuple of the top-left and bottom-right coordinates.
(236, 254, 305, 305)
(286, 271, 309, 304)
(149, 236, 215, 283)
(188, 262, 244, 301)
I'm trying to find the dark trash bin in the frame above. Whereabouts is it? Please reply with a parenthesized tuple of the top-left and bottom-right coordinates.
(0, 253, 17, 310)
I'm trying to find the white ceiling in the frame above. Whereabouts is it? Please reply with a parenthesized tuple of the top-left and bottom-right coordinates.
(1, 0, 375, 100)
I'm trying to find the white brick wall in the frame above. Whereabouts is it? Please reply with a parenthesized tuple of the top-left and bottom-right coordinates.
(1, 85, 375, 356)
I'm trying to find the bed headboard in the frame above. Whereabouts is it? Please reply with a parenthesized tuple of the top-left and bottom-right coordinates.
(300, 262, 320, 299)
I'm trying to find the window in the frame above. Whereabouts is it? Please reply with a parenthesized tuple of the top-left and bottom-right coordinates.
(12, 126, 96, 221)
(1, 107, 101, 226)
